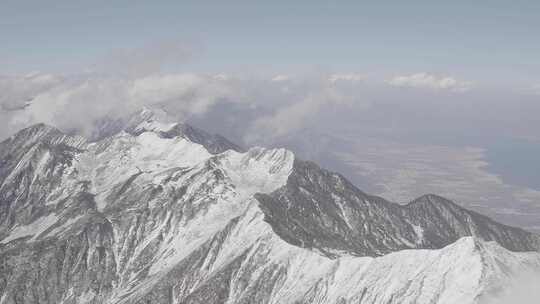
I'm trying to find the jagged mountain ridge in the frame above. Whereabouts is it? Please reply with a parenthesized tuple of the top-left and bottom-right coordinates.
(0, 110, 539, 304)
(257, 159, 539, 257)
(99, 107, 243, 154)
(79, 107, 242, 154)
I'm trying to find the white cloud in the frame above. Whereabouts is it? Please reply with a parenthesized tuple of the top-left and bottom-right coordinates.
(250, 88, 338, 140)
(328, 73, 365, 83)
(128, 74, 236, 115)
(0, 69, 377, 143)
(0, 72, 62, 111)
(213, 73, 231, 81)
(271, 74, 292, 82)
(1, 73, 244, 139)
(246, 74, 373, 144)
(481, 272, 540, 304)
(387, 73, 473, 92)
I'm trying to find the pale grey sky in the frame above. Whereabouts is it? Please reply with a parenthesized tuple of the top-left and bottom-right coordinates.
(1, 1, 539, 85)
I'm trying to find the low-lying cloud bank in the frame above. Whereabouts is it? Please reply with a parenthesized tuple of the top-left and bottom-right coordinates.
(0, 67, 538, 149)
(387, 72, 473, 92)
(481, 271, 540, 304)
(0, 71, 374, 142)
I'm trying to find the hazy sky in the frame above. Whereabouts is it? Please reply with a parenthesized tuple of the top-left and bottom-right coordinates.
(2, 1, 540, 84)
(2, 1, 539, 149)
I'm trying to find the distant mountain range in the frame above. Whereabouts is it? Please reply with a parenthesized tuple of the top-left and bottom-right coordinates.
(1, 108, 539, 303)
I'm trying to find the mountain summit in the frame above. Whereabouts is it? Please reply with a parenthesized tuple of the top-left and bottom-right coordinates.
(0, 114, 539, 303)
(92, 107, 244, 154)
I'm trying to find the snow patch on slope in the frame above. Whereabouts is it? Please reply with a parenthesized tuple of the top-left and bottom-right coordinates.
(212, 203, 540, 304)
(148, 147, 294, 275)
(1, 214, 58, 243)
(219, 147, 294, 196)
(75, 131, 213, 210)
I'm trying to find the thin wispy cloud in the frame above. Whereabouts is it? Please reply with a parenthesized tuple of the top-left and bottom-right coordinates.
(481, 272, 540, 304)
(0, 72, 62, 111)
(387, 73, 473, 92)
(249, 83, 356, 142)
(2, 73, 243, 139)
(271, 75, 292, 82)
(0, 70, 372, 142)
(328, 73, 365, 83)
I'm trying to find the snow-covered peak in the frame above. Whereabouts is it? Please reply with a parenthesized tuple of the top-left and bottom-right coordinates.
(120, 107, 243, 154)
(124, 106, 179, 134)
(218, 147, 294, 195)
(1, 118, 540, 304)
(1, 123, 87, 151)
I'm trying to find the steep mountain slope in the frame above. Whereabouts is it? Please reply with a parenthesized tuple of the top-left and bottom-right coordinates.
(257, 159, 539, 257)
(0, 110, 539, 304)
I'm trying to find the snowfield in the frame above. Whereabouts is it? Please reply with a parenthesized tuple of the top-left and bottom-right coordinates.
(1, 109, 539, 304)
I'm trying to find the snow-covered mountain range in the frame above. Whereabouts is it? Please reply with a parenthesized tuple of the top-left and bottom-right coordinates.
(1, 108, 539, 303)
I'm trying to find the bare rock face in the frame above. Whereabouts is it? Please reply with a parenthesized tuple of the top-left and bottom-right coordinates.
(256, 159, 539, 257)
(0, 110, 539, 303)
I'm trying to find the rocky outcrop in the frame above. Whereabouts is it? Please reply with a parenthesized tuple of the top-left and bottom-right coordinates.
(257, 159, 540, 257)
